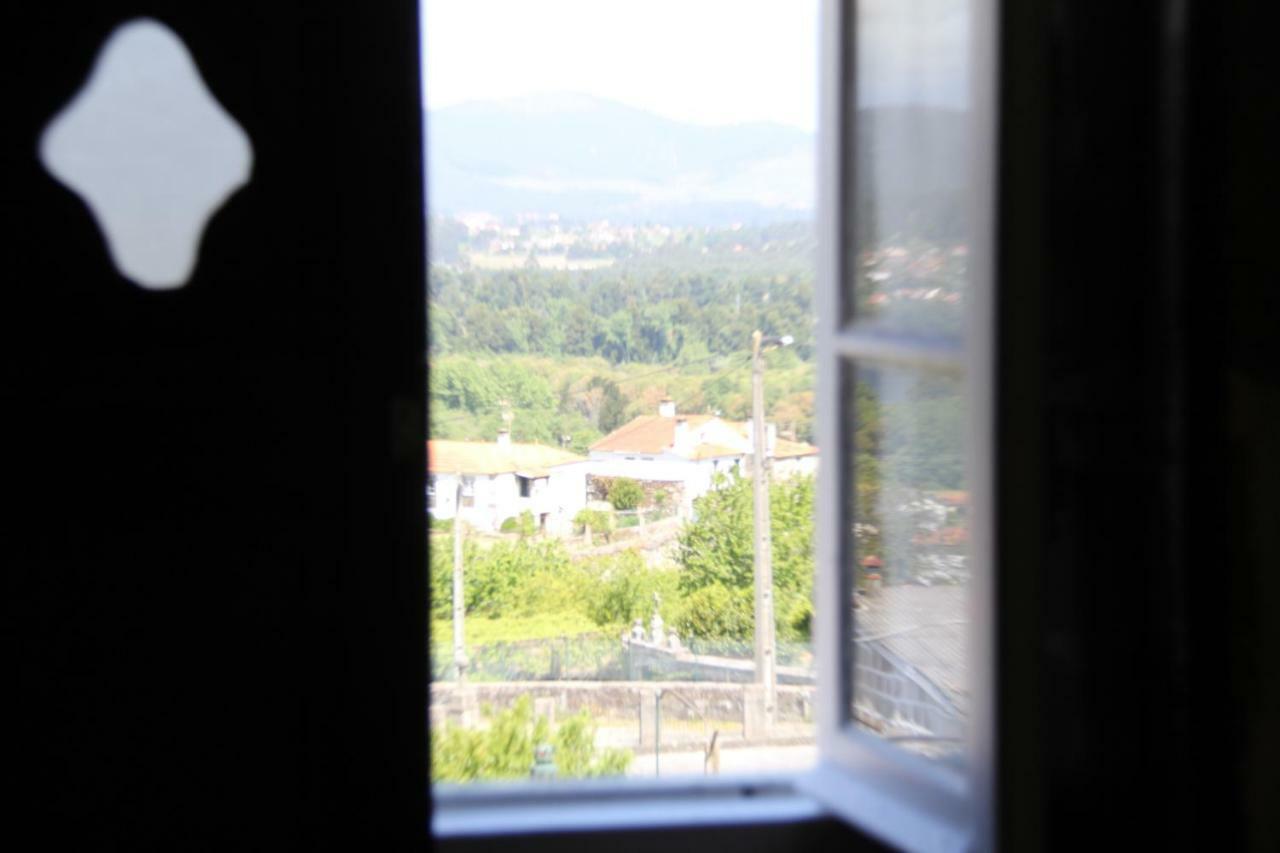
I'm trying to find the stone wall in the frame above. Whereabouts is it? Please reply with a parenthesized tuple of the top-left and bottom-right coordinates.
(587, 474, 685, 511)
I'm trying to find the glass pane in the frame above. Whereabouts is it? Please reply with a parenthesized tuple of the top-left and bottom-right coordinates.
(844, 362, 969, 763)
(845, 0, 971, 340)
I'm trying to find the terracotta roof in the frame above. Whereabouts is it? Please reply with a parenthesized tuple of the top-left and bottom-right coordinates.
(427, 440, 584, 476)
(589, 415, 716, 455)
(591, 414, 819, 461)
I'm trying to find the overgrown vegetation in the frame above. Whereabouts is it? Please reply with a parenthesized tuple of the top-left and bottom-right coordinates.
(431, 695, 631, 782)
(572, 508, 613, 537)
(428, 477, 817, 651)
(429, 351, 816, 454)
(429, 537, 679, 639)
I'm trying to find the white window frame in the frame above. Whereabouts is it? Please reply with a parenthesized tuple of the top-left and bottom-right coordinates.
(797, 1, 996, 849)
(431, 2, 998, 849)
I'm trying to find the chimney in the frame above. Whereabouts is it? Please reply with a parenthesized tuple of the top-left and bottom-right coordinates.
(658, 397, 676, 418)
(497, 428, 511, 450)
(673, 417, 692, 454)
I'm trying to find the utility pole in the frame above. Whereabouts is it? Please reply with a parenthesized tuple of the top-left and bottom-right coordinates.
(751, 330, 777, 727)
(453, 476, 467, 683)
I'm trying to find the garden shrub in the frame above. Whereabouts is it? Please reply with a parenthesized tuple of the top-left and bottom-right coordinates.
(582, 551, 680, 629)
(606, 477, 644, 511)
(431, 695, 631, 782)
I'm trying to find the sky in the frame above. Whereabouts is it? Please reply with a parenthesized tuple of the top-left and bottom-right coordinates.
(421, 0, 820, 131)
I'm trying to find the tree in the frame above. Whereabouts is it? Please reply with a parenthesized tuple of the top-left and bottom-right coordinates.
(675, 474, 815, 641)
(606, 477, 644, 511)
(587, 376, 629, 433)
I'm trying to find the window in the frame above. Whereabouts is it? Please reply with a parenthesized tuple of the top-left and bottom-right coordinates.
(426, 0, 825, 788)
(432, 0, 994, 848)
(460, 475, 475, 508)
(428, 474, 438, 508)
(796, 0, 995, 846)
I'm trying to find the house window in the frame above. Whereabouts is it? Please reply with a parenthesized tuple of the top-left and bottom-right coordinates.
(460, 475, 475, 508)
(428, 475, 438, 508)
(517, 475, 532, 498)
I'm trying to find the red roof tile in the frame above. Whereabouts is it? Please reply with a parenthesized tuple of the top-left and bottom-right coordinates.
(591, 414, 819, 461)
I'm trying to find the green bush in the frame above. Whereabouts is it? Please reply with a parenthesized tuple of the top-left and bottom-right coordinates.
(431, 695, 631, 782)
(499, 510, 537, 537)
(573, 508, 613, 537)
(606, 477, 644, 511)
(582, 551, 680, 629)
(675, 582, 754, 641)
(429, 537, 583, 620)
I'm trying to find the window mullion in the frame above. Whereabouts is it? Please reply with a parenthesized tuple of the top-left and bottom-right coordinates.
(831, 328, 965, 374)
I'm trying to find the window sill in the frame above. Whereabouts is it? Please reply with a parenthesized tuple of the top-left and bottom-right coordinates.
(432, 773, 826, 839)
(435, 762, 976, 852)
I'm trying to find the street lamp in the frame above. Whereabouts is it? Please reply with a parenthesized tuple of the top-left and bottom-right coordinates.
(751, 329, 792, 730)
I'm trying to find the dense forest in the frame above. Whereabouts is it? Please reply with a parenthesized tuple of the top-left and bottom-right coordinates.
(427, 222, 818, 363)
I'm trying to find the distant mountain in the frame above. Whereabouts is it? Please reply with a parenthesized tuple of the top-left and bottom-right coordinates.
(426, 93, 814, 225)
(426, 93, 970, 235)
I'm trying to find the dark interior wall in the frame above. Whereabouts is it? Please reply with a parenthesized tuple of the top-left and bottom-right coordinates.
(5, 2, 1279, 851)
(998, 1, 1280, 850)
(1191, 0, 1280, 849)
(4, 3, 426, 848)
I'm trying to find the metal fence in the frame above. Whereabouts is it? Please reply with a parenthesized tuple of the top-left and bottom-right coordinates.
(682, 637, 814, 669)
(431, 634, 626, 682)
(431, 633, 814, 683)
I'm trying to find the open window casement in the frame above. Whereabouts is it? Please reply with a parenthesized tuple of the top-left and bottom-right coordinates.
(798, 1, 996, 850)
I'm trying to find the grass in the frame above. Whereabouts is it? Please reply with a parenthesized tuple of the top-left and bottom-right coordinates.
(432, 611, 600, 646)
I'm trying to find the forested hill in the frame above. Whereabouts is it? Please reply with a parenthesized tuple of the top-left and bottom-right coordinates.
(428, 94, 969, 237)
(427, 222, 817, 364)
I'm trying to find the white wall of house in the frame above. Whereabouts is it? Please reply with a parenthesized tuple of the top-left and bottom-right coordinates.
(585, 449, 817, 517)
(585, 451, 745, 517)
(538, 462, 588, 536)
(427, 465, 587, 535)
(773, 455, 820, 479)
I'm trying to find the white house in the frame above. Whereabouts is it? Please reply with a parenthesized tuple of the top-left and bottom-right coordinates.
(427, 430, 587, 535)
(586, 399, 819, 518)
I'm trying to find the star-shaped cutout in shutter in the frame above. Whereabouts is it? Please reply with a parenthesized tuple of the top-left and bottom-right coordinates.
(39, 18, 253, 290)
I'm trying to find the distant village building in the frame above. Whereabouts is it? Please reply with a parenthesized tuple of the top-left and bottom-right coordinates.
(427, 430, 587, 535)
(586, 399, 818, 518)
